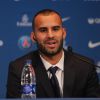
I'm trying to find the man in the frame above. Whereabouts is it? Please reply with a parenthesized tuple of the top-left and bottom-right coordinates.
(6, 9, 100, 98)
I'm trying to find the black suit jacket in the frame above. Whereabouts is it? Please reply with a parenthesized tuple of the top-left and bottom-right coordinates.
(6, 50, 100, 98)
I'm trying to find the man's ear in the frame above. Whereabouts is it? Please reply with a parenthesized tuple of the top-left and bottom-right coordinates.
(30, 32, 36, 42)
(63, 27, 67, 40)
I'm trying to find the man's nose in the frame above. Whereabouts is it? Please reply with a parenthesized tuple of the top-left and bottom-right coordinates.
(47, 30, 54, 38)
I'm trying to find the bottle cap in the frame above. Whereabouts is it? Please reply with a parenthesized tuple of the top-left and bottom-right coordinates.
(26, 59, 32, 65)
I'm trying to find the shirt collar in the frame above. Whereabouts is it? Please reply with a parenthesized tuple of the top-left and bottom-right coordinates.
(40, 51, 64, 71)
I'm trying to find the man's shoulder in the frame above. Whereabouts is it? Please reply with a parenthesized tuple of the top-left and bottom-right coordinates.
(10, 50, 39, 65)
(64, 49, 94, 67)
(64, 49, 97, 75)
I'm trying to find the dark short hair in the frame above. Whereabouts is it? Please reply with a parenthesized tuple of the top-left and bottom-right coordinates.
(32, 9, 62, 31)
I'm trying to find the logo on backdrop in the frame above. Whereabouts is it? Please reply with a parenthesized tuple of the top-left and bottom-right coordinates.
(17, 14, 32, 27)
(88, 18, 100, 24)
(88, 41, 100, 48)
(96, 67, 100, 74)
(96, 61, 100, 74)
(18, 36, 32, 50)
(0, 40, 4, 47)
(62, 17, 70, 22)
(97, 61, 100, 67)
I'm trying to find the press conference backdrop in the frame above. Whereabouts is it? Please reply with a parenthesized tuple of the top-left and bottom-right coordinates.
(0, 0, 100, 98)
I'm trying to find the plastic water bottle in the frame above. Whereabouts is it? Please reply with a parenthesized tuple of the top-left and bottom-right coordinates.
(21, 59, 36, 98)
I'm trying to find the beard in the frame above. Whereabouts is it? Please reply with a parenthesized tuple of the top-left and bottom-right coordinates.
(36, 37, 63, 57)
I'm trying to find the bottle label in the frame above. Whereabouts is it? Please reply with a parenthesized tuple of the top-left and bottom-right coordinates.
(22, 84, 36, 94)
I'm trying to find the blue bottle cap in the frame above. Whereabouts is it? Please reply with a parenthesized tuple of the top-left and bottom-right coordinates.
(26, 59, 32, 65)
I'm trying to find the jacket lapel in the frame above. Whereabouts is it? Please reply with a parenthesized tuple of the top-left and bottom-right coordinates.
(63, 51, 76, 97)
(32, 51, 55, 97)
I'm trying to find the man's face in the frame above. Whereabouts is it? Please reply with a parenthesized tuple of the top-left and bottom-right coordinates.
(33, 13, 66, 56)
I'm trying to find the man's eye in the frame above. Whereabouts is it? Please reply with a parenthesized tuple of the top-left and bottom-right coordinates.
(53, 27, 60, 31)
(39, 29, 47, 32)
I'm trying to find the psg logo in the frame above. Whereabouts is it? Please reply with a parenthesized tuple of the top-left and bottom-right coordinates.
(18, 35, 32, 50)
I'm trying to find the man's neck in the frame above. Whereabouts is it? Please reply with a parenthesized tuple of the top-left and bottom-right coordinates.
(40, 50, 63, 65)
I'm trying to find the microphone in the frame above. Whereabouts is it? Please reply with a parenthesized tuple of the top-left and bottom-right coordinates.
(67, 46, 73, 53)
(67, 46, 100, 68)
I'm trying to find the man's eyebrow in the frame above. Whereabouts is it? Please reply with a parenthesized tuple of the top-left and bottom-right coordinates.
(38, 25, 61, 30)
(53, 25, 61, 27)
(38, 27, 47, 29)
(52, 25, 61, 28)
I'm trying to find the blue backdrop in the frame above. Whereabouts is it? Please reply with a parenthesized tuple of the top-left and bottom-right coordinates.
(0, 0, 100, 98)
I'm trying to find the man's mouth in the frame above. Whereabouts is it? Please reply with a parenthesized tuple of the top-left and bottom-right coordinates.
(46, 41, 57, 48)
(47, 41, 56, 44)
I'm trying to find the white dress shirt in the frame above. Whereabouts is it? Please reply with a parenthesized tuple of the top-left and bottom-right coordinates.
(40, 51, 64, 96)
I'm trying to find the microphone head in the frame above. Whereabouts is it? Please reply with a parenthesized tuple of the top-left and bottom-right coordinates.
(68, 46, 72, 52)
